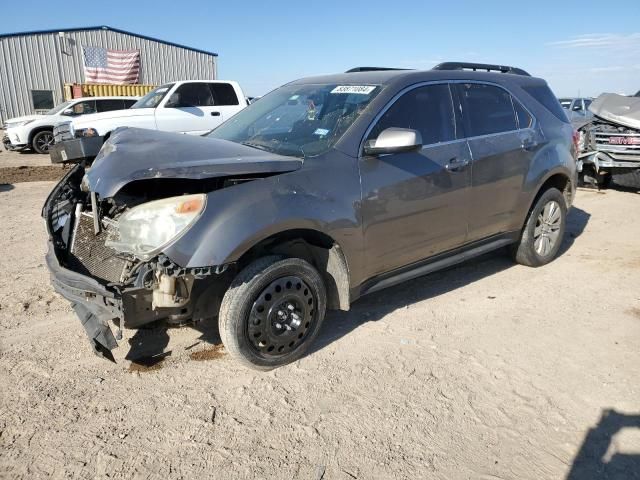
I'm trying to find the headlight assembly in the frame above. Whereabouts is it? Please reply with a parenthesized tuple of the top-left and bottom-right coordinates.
(6, 119, 34, 128)
(105, 194, 206, 260)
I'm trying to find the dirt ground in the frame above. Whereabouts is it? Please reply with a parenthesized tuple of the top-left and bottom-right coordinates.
(0, 178, 639, 479)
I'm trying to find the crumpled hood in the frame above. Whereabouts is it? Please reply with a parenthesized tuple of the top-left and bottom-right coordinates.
(589, 93, 640, 130)
(86, 127, 303, 198)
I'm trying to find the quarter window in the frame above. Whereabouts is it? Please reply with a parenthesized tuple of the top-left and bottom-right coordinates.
(458, 83, 517, 136)
(367, 84, 456, 146)
(513, 98, 533, 129)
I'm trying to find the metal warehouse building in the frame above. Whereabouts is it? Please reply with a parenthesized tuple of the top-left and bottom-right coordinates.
(0, 25, 218, 123)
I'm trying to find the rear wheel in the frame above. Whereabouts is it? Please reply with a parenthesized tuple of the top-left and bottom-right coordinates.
(512, 188, 567, 267)
(218, 256, 327, 370)
(31, 130, 54, 154)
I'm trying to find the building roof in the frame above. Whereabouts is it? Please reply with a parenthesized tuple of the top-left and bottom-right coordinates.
(0, 25, 218, 57)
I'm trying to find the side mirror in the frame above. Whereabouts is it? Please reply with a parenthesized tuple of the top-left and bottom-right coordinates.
(364, 128, 423, 156)
(62, 108, 74, 116)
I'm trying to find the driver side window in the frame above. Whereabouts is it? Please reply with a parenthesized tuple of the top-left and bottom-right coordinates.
(367, 84, 456, 146)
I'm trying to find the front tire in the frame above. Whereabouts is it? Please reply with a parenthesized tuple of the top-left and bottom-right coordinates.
(31, 130, 54, 154)
(512, 188, 567, 267)
(219, 256, 327, 370)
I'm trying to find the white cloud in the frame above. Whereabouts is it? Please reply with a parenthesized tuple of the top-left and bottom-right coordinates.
(547, 33, 640, 49)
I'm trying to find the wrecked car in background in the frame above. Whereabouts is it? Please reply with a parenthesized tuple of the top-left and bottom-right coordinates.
(577, 92, 640, 188)
(43, 63, 576, 370)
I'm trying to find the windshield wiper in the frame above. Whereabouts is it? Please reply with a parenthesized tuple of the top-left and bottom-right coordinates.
(241, 141, 275, 153)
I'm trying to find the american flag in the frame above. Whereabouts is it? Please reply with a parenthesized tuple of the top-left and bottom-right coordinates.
(83, 46, 140, 84)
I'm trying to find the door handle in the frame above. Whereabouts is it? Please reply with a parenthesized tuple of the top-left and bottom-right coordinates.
(211, 111, 221, 116)
(445, 157, 470, 172)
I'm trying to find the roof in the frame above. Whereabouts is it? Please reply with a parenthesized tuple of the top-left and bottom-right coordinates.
(0, 25, 218, 57)
(290, 69, 544, 90)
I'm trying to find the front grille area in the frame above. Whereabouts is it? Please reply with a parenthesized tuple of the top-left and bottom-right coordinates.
(590, 122, 640, 162)
(67, 214, 127, 283)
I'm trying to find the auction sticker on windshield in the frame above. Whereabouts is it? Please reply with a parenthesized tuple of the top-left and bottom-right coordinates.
(331, 85, 376, 95)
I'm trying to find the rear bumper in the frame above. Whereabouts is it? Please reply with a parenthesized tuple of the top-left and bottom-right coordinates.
(46, 241, 121, 359)
(49, 136, 104, 164)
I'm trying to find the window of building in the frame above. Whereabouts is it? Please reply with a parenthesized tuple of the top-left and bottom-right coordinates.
(31, 90, 54, 111)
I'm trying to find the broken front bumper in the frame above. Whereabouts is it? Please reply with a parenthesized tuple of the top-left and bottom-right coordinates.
(45, 241, 121, 360)
(578, 151, 640, 172)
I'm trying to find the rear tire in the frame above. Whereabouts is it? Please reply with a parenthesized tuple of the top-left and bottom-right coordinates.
(512, 188, 567, 267)
(218, 256, 327, 370)
(31, 130, 54, 154)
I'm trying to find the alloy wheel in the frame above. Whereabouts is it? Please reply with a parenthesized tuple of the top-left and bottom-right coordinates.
(533, 200, 562, 256)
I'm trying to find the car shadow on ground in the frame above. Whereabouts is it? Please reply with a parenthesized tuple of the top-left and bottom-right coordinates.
(0, 184, 15, 192)
(311, 205, 590, 356)
(567, 410, 640, 480)
(123, 206, 590, 366)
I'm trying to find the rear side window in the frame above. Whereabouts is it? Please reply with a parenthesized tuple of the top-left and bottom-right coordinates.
(367, 84, 456, 146)
(458, 83, 517, 136)
(513, 98, 533, 129)
(522, 84, 569, 122)
(96, 99, 126, 112)
(209, 83, 239, 106)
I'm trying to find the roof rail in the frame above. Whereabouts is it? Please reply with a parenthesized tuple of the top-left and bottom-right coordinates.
(432, 62, 530, 76)
(345, 67, 410, 73)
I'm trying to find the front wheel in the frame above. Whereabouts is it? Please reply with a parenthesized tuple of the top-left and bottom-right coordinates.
(512, 187, 567, 267)
(31, 130, 54, 154)
(218, 256, 327, 370)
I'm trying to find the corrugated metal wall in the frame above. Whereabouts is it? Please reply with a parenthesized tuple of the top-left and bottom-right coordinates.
(0, 28, 217, 122)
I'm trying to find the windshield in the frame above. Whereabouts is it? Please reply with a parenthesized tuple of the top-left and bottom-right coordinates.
(207, 83, 381, 157)
(130, 84, 174, 109)
(46, 101, 74, 115)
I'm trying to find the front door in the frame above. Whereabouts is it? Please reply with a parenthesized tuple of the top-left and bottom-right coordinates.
(359, 84, 472, 278)
(155, 82, 230, 134)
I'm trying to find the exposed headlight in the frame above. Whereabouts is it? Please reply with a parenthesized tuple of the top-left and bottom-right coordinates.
(105, 194, 206, 260)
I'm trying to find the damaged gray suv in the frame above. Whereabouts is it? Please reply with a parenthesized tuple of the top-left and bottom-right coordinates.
(43, 63, 577, 369)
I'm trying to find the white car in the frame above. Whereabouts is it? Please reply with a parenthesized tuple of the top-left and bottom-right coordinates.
(63, 80, 248, 141)
(3, 96, 138, 154)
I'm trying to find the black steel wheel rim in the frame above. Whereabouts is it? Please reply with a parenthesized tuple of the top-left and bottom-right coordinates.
(247, 275, 316, 357)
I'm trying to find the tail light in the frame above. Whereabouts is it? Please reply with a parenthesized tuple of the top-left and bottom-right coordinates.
(572, 129, 581, 158)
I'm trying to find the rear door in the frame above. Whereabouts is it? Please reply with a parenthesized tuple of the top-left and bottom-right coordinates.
(208, 82, 243, 125)
(455, 82, 539, 241)
(359, 83, 472, 278)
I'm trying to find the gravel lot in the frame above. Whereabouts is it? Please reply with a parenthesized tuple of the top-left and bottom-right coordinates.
(0, 175, 639, 478)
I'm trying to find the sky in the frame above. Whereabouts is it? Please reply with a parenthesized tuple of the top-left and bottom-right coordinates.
(2, 0, 640, 98)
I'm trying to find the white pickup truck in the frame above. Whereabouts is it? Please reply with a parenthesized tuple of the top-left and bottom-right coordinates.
(50, 80, 248, 163)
